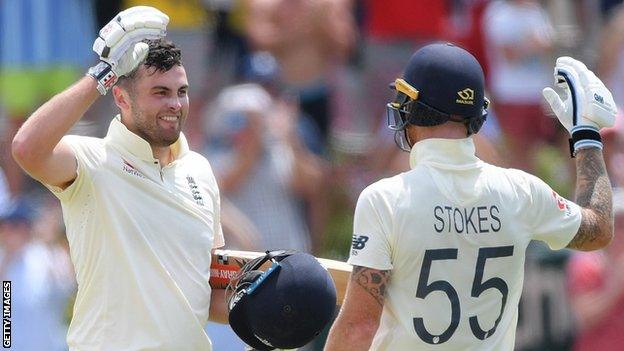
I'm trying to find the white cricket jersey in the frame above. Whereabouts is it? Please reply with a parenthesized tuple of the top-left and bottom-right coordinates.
(46, 116, 224, 351)
(348, 138, 581, 351)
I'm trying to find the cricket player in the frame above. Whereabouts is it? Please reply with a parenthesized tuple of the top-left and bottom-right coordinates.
(12, 7, 227, 350)
(325, 43, 616, 350)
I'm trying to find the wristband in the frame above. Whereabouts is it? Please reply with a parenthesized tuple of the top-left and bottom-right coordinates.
(568, 126, 602, 157)
(86, 61, 118, 95)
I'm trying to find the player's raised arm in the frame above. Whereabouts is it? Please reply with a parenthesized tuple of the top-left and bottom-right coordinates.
(542, 57, 616, 251)
(11, 7, 168, 189)
(11, 73, 98, 189)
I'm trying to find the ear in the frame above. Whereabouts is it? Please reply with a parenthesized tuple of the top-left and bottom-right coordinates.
(112, 85, 131, 111)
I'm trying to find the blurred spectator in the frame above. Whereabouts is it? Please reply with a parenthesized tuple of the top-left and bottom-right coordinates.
(601, 110, 624, 188)
(453, 0, 493, 77)
(238, 51, 325, 156)
(218, 197, 263, 251)
(204, 82, 326, 253)
(515, 242, 576, 351)
(601, 0, 624, 17)
(0, 0, 95, 197)
(357, 0, 452, 146)
(566, 188, 624, 351)
(598, 3, 624, 110)
(206, 0, 251, 95)
(348, 0, 455, 200)
(244, 0, 357, 150)
(483, 0, 557, 172)
(0, 199, 75, 351)
(123, 0, 212, 149)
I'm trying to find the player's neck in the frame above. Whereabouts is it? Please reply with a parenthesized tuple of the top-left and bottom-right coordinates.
(152, 146, 174, 166)
(408, 123, 468, 143)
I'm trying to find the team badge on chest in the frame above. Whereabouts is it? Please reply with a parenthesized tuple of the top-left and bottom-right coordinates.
(186, 176, 204, 206)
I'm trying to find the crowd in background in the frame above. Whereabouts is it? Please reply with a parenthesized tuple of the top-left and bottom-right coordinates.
(1, 0, 624, 350)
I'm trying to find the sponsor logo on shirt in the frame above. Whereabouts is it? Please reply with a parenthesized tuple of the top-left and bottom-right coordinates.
(552, 191, 572, 216)
(122, 159, 146, 179)
(187, 176, 204, 206)
(351, 235, 369, 256)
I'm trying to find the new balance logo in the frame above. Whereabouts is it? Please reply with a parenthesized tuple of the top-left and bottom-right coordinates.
(351, 235, 369, 256)
(352, 235, 369, 250)
(594, 93, 604, 104)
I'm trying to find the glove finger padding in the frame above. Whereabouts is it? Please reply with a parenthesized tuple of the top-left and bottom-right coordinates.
(555, 66, 585, 127)
(542, 87, 572, 131)
(118, 10, 168, 32)
(105, 28, 163, 64)
(558, 57, 591, 86)
(116, 6, 169, 28)
(116, 42, 150, 78)
(94, 22, 125, 55)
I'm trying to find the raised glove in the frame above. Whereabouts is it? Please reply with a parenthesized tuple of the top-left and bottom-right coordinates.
(87, 6, 169, 95)
(542, 56, 617, 157)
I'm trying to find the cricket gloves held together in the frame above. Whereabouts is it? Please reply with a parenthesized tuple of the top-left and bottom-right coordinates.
(542, 57, 617, 157)
(87, 6, 169, 95)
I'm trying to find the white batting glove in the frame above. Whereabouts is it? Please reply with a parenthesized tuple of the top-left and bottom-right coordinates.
(87, 6, 169, 95)
(542, 56, 617, 156)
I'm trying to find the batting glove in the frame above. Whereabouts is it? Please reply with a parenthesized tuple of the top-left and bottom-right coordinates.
(87, 6, 169, 95)
(542, 56, 617, 157)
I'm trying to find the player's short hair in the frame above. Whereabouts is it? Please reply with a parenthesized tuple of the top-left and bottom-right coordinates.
(117, 38, 182, 86)
(406, 99, 461, 127)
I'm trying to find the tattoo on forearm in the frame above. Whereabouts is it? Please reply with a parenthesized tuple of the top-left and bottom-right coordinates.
(352, 266, 390, 307)
(567, 148, 613, 249)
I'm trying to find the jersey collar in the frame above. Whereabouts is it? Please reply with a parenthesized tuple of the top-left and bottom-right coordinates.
(105, 115, 190, 162)
(409, 137, 481, 170)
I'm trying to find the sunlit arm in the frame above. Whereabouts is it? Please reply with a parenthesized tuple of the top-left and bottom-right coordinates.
(324, 266, 389, 351)
(208, 288, 229, 324)
(567, 148, 613, 251)
(12, 76, 100, 188)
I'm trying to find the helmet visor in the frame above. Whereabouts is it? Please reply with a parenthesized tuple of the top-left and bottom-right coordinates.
(386, 101, 410, 131)
(386, 102, 411, 151)
(386, 78, 420, 152)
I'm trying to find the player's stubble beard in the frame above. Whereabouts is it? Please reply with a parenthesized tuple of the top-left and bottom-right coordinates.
(128, 98, 185, 148)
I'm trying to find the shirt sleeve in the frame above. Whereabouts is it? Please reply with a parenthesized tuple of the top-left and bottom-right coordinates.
(525, 175, 582, 250)
(43, 135, 99, 203)
(347, 185, 393, 271)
